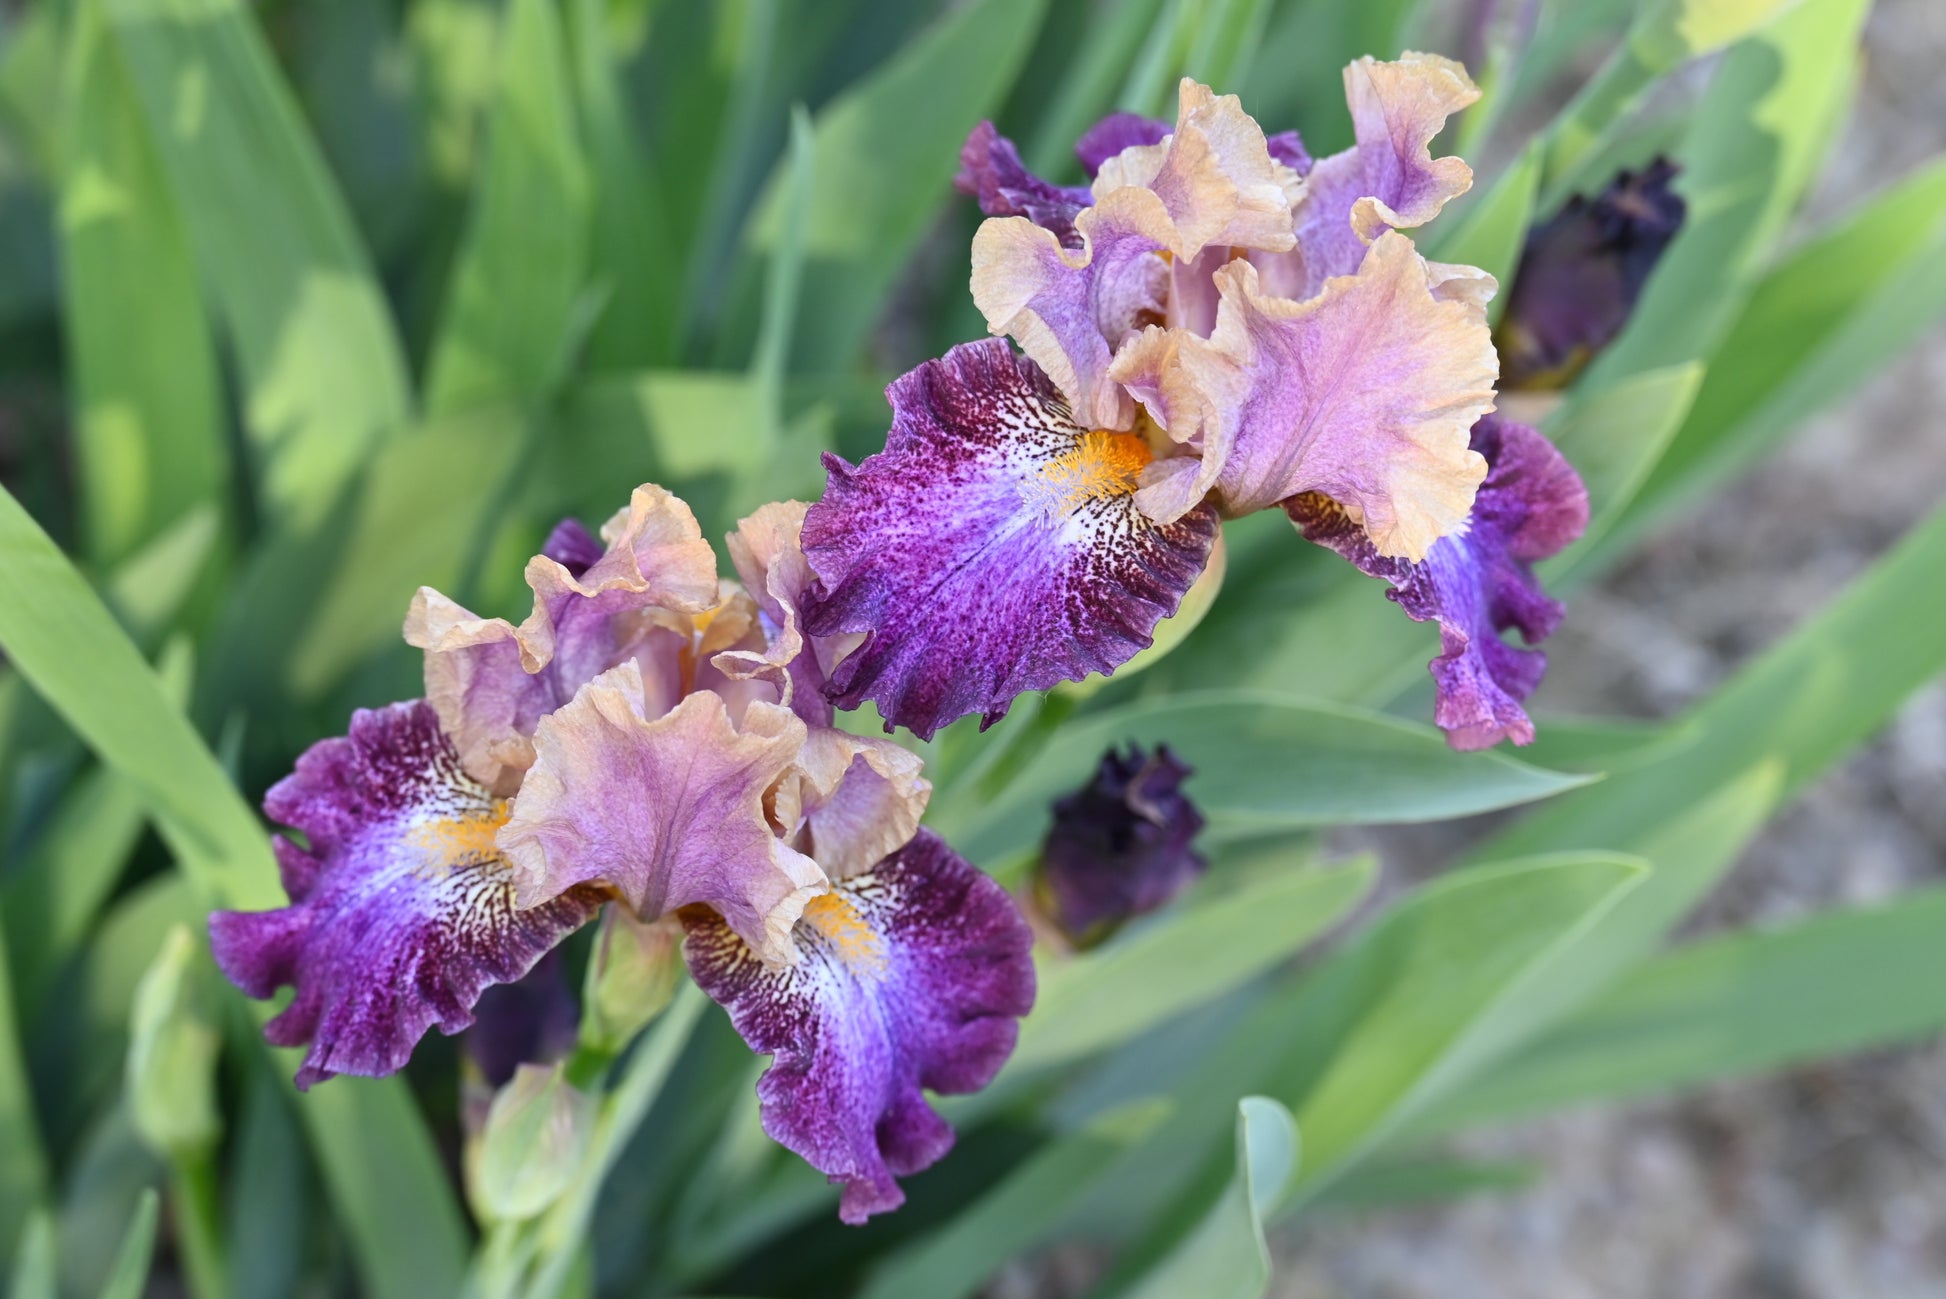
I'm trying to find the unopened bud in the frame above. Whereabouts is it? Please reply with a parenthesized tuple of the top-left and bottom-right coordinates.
(467, 1063, 593, 1223)
(580, 907, 684, 1056)
(127, 925, 221, 1158)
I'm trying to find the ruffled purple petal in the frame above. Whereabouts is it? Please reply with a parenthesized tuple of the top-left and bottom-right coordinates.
(955, 121, 1096, 249)
(1287, 416, 1589, 749)
(1035, 744, 1206, 947)
(1497, 157, 1686, 389)
(682, 828, 1035, 1224)
(1075, 112, 1171, 177)
(800, 339, 1220, 741)
(209, 701, 601, 1089)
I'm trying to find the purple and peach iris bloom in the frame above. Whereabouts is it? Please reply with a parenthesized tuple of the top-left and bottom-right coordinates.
(210, 488, 1035, 1222)
(800, 56, 1588, 750)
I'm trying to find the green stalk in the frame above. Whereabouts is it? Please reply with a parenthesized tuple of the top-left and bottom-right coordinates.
(169, 1150, 229, 1299)
(524, 983, 708, 1299)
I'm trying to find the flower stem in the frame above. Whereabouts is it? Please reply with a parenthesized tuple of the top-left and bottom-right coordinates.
(169, 1149, 229, 1299)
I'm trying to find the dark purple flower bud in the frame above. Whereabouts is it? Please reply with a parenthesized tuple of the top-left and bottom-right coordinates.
(464, 950, 580, 1088)
(1496, 156, 1686, 389)
(1034, 745, 1206, 948)
(955, 121, 1096, 249)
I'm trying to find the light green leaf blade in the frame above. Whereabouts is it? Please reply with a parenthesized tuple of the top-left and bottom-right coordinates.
(1009, 857, 1376, 1076)
(60, 0, 226, 568)
(1578, 0, 1869, 387)
(1115, 1097, 1298, 1299)
(6, 1209, 55, 1299)
(425, 0, 591, 415)
(1431, 882, 1946, 1129)
(0, 924, 49, 1264)
(857, 1100, 1173, 1299)
(0, 486, 274, 909)
(745, 0, 1048, 372)
(1421, 141, 1542, 325)
(1598, 157, 1946, 565)
(1279, 855, 1647, 1199)
(934, 693, 1593, 871)
(95, 1188, 157, 1299)
(101, 0, 413, 525)
(566, 0, 674, 369)
(1, 639, 187, 1012)
(1544, 361, 1703, 568)
(0, 492, 468, 1299)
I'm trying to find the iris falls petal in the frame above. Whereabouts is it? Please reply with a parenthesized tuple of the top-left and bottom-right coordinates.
(682, 829, 1035, 1224)
(1287, 416, 1589, 749)
(209, 701, 601, 1089)
(801, 339, 1220, 740)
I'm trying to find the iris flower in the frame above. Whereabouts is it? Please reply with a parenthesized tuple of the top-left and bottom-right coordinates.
(210, 489, 1035, 1222)
(801, 57, 1588, 750)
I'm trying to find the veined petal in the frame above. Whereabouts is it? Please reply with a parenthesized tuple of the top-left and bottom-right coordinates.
(801, 339, 1220, 740)
(209, 701, 600, 1089)
(771, 727, 929, 882)
(1288, 416, 1588, 749)
(405, 485, 720, 793)
(1269, 53, 1480, 301)
(1091, 79, 1299, 260)
(1138, 235, 1496, 559)
(497, 663, 824, 966)
(955, 120, 1095, 249)
(682, 829, 1035, 1224)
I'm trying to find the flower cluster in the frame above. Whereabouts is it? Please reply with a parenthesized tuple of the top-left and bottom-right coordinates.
(212, 57, 1676, 1232)
(799, 57, 1591, 750)
(211, 490, 1035, 1223)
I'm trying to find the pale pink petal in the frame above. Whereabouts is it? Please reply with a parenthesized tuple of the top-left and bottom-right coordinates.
(771, 728, 930, 882)
(405, 485, 720, 792)
(497, 663, 823, 966)
(1152, 233, 1497, 559)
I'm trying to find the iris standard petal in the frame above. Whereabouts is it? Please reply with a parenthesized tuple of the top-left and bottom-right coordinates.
(800, 339, 1220, 740)
(405, 484, 720, 794)
(682, 829, 1035, 1224)
(1287, 415, 1588, 749)
(497, 662, 825, 966)
(715, 500, 844, 727)
(770, 726, 930, 882)
(1128, 235, 1496, 560)
(209, 701, 601, 1089)
(1264, 53, 1479, 302)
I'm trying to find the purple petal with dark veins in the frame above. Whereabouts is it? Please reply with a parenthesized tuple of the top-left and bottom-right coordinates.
(1287, 416, 1589, 750)
(682, 829, 1035, 1224)
(956, 121, 1096, 249)
(209, 701, 601, 1089)
(800, 339, 1220, 741)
